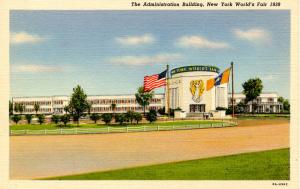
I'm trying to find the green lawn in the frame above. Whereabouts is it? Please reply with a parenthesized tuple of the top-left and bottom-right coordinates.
(236, 114, 290, 120)
(10, 120, 224, 130)
(45, 148, 289, 180)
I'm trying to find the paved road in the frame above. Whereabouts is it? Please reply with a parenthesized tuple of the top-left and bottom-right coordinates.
(10, 122, 289, 179)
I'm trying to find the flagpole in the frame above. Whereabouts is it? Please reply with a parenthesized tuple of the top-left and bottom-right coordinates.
(166, 64, 170, 117)
(231, 62, 234, 118)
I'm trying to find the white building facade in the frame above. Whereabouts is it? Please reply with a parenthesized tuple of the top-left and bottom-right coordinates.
(12, 94, 165, 115)
(228, 93, 283, 113)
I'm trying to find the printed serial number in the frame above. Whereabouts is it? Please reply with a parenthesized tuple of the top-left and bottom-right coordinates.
(272, 182, 288, 186)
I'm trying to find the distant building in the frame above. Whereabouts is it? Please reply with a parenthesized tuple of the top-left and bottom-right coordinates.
(228, 93, 283, 113)
(12, 94, 165, 115)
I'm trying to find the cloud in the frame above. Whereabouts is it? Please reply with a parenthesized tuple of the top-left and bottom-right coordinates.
(176, 35, 230, 49)
(259, 74, 277, 81)
(11, 64, 64, 73)
(233, 28, 271, 43)
(10, 32, 46, 44)
(109, 53, 182, 65)
(115, 34, 155, 46)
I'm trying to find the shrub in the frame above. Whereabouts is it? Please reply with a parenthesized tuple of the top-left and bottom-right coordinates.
(60, 114, 70, 126)
(101, 113, 112, 125)
(146, 109, 157, 123)
(125, 111, 135, 124)
(133, 112, 142, 124)
(25, 114, 33, 124)
(37, 114, 45, 125)
(51, 115, 61, 124)
(216, 107, 227, 111)
(169, 108, 175, 117)
(115, 113, 126, 125)
(11, 115, 21, 124)
(90, 113, 101, 124)
(157, 107, 165, 115)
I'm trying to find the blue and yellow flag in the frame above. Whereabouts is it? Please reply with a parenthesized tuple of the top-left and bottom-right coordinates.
(206, 68, 231, 91)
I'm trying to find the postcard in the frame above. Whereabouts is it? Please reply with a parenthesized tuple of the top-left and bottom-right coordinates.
(0, 0, 299, 189)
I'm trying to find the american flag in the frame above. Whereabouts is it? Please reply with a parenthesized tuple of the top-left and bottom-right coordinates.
(144, 70, 167, 92)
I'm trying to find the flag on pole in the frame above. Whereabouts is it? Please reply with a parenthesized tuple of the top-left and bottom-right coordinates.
(144, 69, 167, 92)
(206, 68, 231, 91)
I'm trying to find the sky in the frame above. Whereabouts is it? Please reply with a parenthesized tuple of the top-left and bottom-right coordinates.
(10, 10, 290, 98)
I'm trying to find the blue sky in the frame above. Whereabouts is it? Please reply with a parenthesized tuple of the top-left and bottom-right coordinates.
(10, 10, 290, 98)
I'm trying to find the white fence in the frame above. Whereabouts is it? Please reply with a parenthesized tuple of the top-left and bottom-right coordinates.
(10, 122, 237, 136)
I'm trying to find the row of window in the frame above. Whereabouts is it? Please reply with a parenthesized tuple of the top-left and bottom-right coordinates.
(91, 106, 161, 112)
(14, 101, 52, 106)
(88, 98, 162, 105)
(51, 106, 162, 113)
(53, 100, 64, 105)
(21, 108, 52, 113)
(229, 98, 276, 104)
(14, 98, 162, 106)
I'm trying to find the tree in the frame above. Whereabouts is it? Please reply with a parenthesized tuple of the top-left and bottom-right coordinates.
(14, 103, 25, 115)
(51, 115, 61, 124)
(19, 103, 25, 115)
(14, 103, 19, 114)
(135, 86, 154, 115)
(133, 112, 142, 124)
(242, 78, 263, 113)
(68, 85, 89, 126)
(90, 113, 101, 124)
(60, 115, 70, 126)
(37, 114, 45, 125)
(283, 99, 290, 113)
(115, 114, 126, 125)
(111, 103, 116, 118)
(86, 101, 92, 115)
(11, 115, 21, 124)
(25, 114, 33, 124)
(34, 103, 40, 115)
(278, 96, 284, 103)
(101, 113, 112, 125)
(278, 97, 290, 113)
(9, 100, 13, 115)
(146, 109, 157, 123)
(125, 111, 135, 124)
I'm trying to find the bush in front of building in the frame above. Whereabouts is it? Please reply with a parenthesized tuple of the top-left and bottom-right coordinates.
(11, 115, 22, 124)
(169, 108, 175, 117)
(25, 114, 33, 124)
(60, 114, 70, 126)
(146, 109, 157, 123)
(125, 111, 135, 124)
(115, 113, 126, 125)
(133, 112, 142, 124)
(90, 113, 101, 124)
(51, 115, 61, 124)
(37, 114, 45, 125)
(101, 113, 112, 125)
(157, 107, 166, 116)
(216, 107, 227, 111)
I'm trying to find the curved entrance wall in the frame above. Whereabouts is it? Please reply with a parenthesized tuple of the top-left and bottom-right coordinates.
(168, 65, 228, 114)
